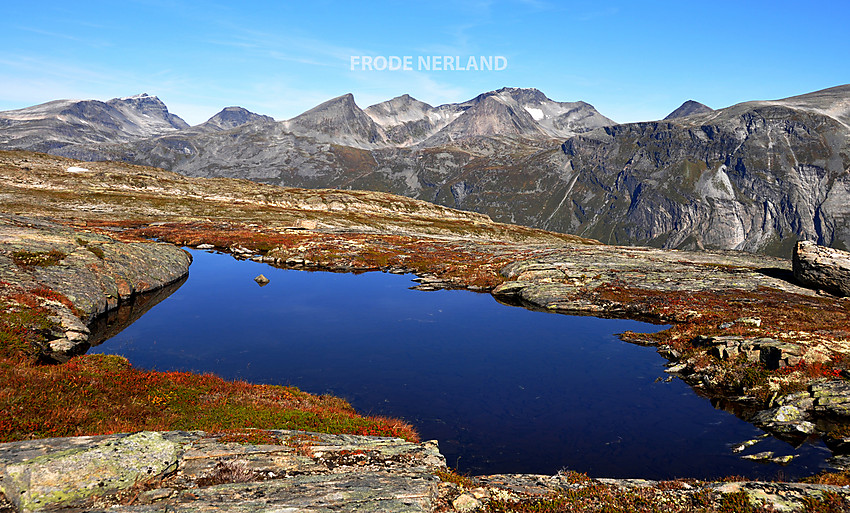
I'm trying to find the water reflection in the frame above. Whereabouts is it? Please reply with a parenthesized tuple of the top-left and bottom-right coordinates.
(87, 275, 188, 349)
(90, 249, 831, 479)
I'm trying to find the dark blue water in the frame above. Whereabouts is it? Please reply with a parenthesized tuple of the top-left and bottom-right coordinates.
(92, 249, 831, 479)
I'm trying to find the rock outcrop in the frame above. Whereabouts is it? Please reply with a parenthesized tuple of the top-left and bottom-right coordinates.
(491, 243, 812, 316)
(0, 430, 445, 513)
(0, 213, 191, 360)
(811, 380, 850, 417)
(793, 239, 850, 296)
(701, 335, 805, 370)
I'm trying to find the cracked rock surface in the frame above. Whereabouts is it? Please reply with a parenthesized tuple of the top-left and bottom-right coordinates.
(0, 431, 445, 513)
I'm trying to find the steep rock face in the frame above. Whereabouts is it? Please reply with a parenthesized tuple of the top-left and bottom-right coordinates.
(664, 100, 714, 120)
(105, 93, 190, 132)
(556, 94, 850, 254)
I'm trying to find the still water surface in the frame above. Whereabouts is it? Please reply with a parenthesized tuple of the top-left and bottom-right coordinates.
(91, 249, 830, 479)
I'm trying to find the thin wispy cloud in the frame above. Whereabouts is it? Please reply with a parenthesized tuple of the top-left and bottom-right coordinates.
(201, 28, 365, 70)
(15, 26, 112, 47)
(0, 56, 117, 85)
(416, 23, 482, 57)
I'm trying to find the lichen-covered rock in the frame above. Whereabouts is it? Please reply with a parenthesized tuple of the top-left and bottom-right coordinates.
(793, 240, 850, 296)
(0, 430, 446, 512)
(452, 492, 482, 512)
(712, 481, 847, 512)
(0, 432, 179, 513)
(811, 380, 850, 416)
(751, 406, 816, 436)
(776, 391, 815, 412)
(474, 473, 850, 513)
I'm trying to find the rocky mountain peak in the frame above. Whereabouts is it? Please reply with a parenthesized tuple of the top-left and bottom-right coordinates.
(285, 93, 388, 148)
(106, 93, 189, 129)
(199, 106, 274, 131)
(492, 86, 550, 105)
(0, 93, 188, 156)
(366, 95, 434, 123)
(449, 87, 616, 139)
(423, 93, 548, 145)
(364, 95, 447, 146)
(118, 92, 153, 100)
(368, 93, 430, 110)
(289, 93, 357, 121)
(664, 100, 714, 120)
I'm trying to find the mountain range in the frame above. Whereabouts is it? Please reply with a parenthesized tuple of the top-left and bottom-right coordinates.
(0, 93, 188, 157)
(1, 85, 848, 257)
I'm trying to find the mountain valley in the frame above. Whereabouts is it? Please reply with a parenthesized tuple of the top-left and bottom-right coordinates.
(2, 85, 849, 257)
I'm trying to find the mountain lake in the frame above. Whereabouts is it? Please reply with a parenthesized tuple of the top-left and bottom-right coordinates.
(89, 248, 832, 480)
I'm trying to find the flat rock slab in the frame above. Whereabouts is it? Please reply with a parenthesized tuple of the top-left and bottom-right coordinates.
(0, 431, 445, 513)
(121, 472, 438, 512)
(713, 481, 850, 512)
(494, 243, 812, 315)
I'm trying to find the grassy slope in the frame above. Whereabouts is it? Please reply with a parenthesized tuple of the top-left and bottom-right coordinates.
(0, 281, 417, 443)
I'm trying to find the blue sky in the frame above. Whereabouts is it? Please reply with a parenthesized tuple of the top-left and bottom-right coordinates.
(1, 0, 848, 125)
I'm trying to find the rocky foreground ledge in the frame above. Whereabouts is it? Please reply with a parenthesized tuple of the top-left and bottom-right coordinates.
(0, 430, 443, 513)
(2, 430, 849, 513)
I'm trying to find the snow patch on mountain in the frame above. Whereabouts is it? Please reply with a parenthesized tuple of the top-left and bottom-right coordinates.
(524, 107, 545, 120)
